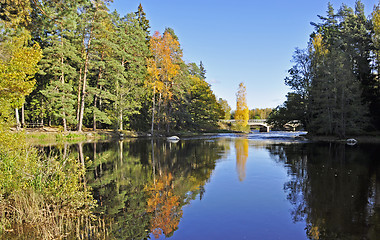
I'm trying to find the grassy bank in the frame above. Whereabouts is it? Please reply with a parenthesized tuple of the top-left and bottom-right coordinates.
(21, 128, 122, 145)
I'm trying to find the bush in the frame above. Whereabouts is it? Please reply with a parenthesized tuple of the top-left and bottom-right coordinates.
(230, 123, 251, 133)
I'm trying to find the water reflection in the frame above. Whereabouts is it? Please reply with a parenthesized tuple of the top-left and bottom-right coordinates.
(235, 138, 249, 181)
(86, 138, 229, 239)
(27, 135, 380, 239)
(145, 173, 182, 238)
(267, 143, 380, 239)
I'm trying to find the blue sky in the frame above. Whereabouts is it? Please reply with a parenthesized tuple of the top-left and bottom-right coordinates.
(110, 0, 378, 109)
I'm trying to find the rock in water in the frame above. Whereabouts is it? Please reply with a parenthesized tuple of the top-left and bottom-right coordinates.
(167, 136, 180, 142)
(346, 138, 357, 146)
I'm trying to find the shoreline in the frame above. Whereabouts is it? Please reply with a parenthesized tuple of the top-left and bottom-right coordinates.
(19, 127, 238, 145)
(19, 127, 380, 145)
(304, 134, 380, 144)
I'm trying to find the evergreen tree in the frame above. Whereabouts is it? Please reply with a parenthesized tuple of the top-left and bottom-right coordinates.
(38, 0, 81, 131)
(135, 3, 150, 42)
(308, 4, 369, 136)
(75, 0, 112, 131)
(112, 13, 149, 130)
(87, 7, 117, 130)
(199, 61, 206, 79)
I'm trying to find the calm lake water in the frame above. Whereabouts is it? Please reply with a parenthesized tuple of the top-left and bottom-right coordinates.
(43, 132, 380, 239)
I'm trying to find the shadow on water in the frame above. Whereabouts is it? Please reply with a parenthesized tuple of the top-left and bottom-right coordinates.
(267, 142, 380, 240)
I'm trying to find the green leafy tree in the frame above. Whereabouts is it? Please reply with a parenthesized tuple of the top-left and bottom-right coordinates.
(218, 98, 231, 120)
(188, 76, 222, 129)
(0, 0, 42, 127)
(268, 93, 305, 130)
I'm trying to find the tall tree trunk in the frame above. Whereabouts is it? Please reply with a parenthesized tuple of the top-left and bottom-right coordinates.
(158, 92, 162, 131)
(60, 26, 67, 132)
(93, 98, 97, 131)
(341, 83, 346, 137)
(21, 103, 25, 128)
(93, 65, 103, 131)
(119, 108, 123, 131)
(151, 86, 156, 135)
(76, 67, 82, 122)
(78, 56, 89, 132)
(119, 140, 123, 165)
(167, 102, 172, 133)
(77, 21, 93, 132)
(15, 108, 20, 130)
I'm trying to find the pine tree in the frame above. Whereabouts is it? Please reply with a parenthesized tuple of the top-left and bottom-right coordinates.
(135, 3, 150, 42)
(38, 0, 81, 131)
(88, 6, 117, 130)
(308, 4, 369, 136)
(112, 13, 149, 131)
(75, 0, 112, 131)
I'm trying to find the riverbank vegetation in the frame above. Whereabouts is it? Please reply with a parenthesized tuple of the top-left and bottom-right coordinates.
(269, 1, 380, 138)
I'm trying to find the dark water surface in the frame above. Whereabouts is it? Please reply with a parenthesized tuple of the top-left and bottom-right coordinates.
(49, 132, 380, 239)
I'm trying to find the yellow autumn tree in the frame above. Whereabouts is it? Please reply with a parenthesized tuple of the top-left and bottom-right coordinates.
(310, 33, 328, 57)
(147, 31, 181, 133)
(0, 0, 42, 126)
(235, 82, 249, 128)
(372, 4, 380, 65)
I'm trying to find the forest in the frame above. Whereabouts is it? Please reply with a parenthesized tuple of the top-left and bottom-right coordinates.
(0, 0, 230, 237)
(1, 0, 228, 135)
(269, 1, 380, 137)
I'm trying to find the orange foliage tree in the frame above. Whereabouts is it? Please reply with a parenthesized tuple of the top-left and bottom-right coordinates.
(147, 31, 181, 134)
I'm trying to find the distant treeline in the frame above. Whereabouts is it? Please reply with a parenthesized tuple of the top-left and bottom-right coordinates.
(269, 1, 380, 137)
(2, 0, 230, 133)
(229, 108, 272, 120)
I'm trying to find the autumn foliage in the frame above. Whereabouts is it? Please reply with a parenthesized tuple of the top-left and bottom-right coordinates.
(145, 173, 182, 238)
(235, 138, 249, 181)
(235, 82, 249, 127)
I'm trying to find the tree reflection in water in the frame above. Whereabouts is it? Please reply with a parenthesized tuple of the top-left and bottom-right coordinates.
(145, 173, 182, 238)
(267, 143, 380, 239)
(85, 138, 230, 239)
(235, 137, 249, 182)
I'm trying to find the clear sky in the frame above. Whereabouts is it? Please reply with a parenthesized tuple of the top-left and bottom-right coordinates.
(110, 0, 378, 110)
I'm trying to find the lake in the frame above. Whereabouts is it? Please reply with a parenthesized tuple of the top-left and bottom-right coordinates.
(39, 132, 380, 239)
